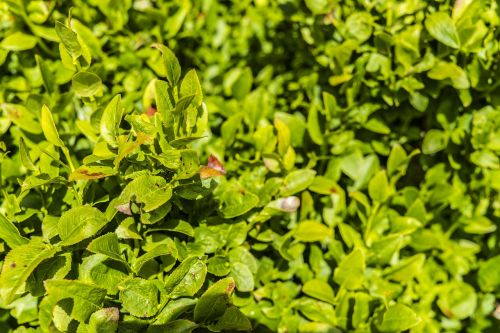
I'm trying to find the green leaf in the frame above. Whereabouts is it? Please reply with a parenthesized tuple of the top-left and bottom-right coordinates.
(376, 304, 421, 332)
(207, 256, 231, 277)
(295, 298, 336, 326)
(149, 319, 197, 333)
(280, 169, 316, 196)
(117, 175, 173, 212)
(87, 233, 125, 264)
(216, 182, 259, 219)
(180, 69, 203, 106)
(44, 279, 107, 322)
(58, 205, 109, 246)
(1, 104, 42, 134)
(153, 44, 181, 86)
(293, 220, 333, 242)
(425, 12, 460, 49)
(55, 21, 82, 60)
(307, 107, 324, 145)
(422, 129, 448, 154)
(333, 248, 365, 290)
(305, 0, 330, 14)
(302, 279, 336, 304)
(164, 256, 207, 298)
(1, 32, 37, 51)
(40, 105, 65, 148)
(387, 144, 408, 176)
(437, 282, 477, 320)
(275, 118, 292, 156)
(478, 255, 500, 292)
(384, 254, 425, 283)
(353, 293, 370, 328)
(79, 255, 128, 296)
(0, 213, 29, 248)
(150, 298, 196, 329)
(194, 277, 235, 323)
(0, 238, 56, 303)
(428, 61, 470, 89)
(88, 308, 119, 333)
(36, 55, 55, 94)
(119, 278, 159, 318)
(100, 95, 123, 147)
(230, 262, 254, 292)
(72, 72, 102, 97)
(132, 243, 176, 273)
(20, 138, 37, 172)
(27, 253, 72, 297)
(368, 170, 389, 202)
(207, 306, 252, 332)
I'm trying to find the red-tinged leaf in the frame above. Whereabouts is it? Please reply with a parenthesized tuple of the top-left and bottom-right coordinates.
(200, 166, 225, 179)
(146, 106, 157, 117)
(200, 155, 226, 179)
(116, 203, 132, 216)
(69, 166, 117, 181)
(207, 155, 226, 174)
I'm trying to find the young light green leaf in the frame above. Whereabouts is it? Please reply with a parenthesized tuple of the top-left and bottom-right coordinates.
(293, 220, 333, 242)
(117, 175, 173, 212)
(88, 307, 119, 333)
(387, 144, 408, 176)
(230, 262, 254, 292)
(164, 256, 207, 298)
(307, 106, 324, 145)
(27, 253, 72, 297)
(72, 72, 102, 97)
(384, 254, 425, 283)
(207, 306, 252, 332)
(20, 138, 37, 172)
(0, 213, 28, 249)
(41, 105, 65, 148)
(150, 298, 197, 329)
(302, 279, 336, 304)
(422, 129, 448, 155)
(333, 248, 365, 290)
(44, 279, 107, 322)
(0, 239, 57, 304)
(149, 319, 197, 333)
(87, 233, 125, 264)
(153, 44, 181, 86)
(478, 255, 500, 292)
(376, 304, 421, 332)
(0, 32, 37, 51)
(437, 282, 477, 320)
(154, 79, 175, 128)
(280, 169, 316, 196)
(353, 293, 371, 328)
(132, 243, 176, 273)
(55, 21, 82, 60)
(1, 103, 42, 134)
(58, 205, 109, 246)
(36, 55, 55, 94)
(425, 12, 460, 49)
(368, 170, 389, 202)
(194, 277, 235, 323)
(180, 69, 203, 105)
(100, 95, 123, 147)
(119, 278, 159, 318)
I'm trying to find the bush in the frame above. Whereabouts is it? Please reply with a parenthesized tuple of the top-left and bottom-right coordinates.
(0, 0, 500, 332)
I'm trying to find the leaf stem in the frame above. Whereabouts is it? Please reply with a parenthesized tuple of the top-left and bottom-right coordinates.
(364, 202, 380, 246)
(61, 146, 75, 173)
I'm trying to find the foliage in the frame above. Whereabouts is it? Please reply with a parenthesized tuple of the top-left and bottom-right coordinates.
(1, 0, 500, 332)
